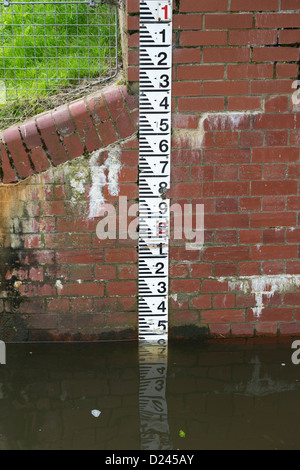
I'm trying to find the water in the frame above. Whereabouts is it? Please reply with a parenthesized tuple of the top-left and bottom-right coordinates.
(0, 338, 299, 450)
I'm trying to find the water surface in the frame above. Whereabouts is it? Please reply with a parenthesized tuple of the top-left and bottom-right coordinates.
(0, 339, 299, 450)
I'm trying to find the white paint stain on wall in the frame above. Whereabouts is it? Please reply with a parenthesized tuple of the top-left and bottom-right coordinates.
(219, 274, 300, 317)
(173, 110, 263, 149)
(88, 145, 122, 218)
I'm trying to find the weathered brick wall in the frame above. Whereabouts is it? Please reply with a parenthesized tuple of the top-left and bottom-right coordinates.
(0, 0, 300, 341)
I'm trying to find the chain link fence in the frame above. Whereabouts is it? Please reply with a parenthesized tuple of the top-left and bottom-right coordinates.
(0, 0, 118, 102)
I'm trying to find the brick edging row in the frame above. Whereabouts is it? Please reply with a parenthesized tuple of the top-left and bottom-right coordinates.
(0, 85, 139, 184)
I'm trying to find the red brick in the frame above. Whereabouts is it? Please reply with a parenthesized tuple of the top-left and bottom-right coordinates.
(171, 279, 200, 293)
(203, 148, 250, 164)
(70, 298, 93, 312)
(173, 48, 201, 63)
(180, 31, 227, 46)
(252, 47, 299, 62)
(262, 196, 286, 212)
(205, 13, 253, 29)
(3, 126, 33, 179)
(230, 30, 277, 45)
(231, 323, 254, 337)
(263, 228, 285, 244)
(251, 80, 294, 95)
(277, 63, 299, 79)
(36, 114, 69, 166)
(203, 246, 249, 262)
(127, 15, 139, 30)
(103, 87, 136, 139)
(231, 0, 278, 10)
(240, 131, 264, 147)
(283, 293, 300, 306)
(47, 298, 69, 313)
(215, 165, 238, 180)
(287, 196, 300, 210)
(261, 260, 285, 275)
(172, 114, 199, 130)
(255, 322, 277, 336)
(203, 181, 249, 197)
(190, 263, 212, 277)
(228, 97, 262, 111)
(170, 263, 189, 278)
(250, 212, 296, 227)
(213, 294, 235, 308)
(209, 324, 231, 337)
(279, 29, 300, 44)
(68, 100, 102, 152)
(56, 250, 103, 264)
(168, 182, 202, 198)
(215, 132, 239, 147)
(63, 133, 84, 160)
(26, 314, 57, 330)
(264, 96, 289, 112)
(178, 97, 224, 112)
(29, 147, 51, 173)
(227, 64, 273, 79)
(251, 245, 297, 260)
(173, 82, 203, 97)
(286, 228, 300, 243)
(105, 248, 137, 263)
(52, 105, 76, 136)
(201, 279, 229, 293)
(238, 261, 260, 276)
(120, 85, 139, 111)
(70, 265, 92, 281)
(206, 213, 248, 229)
(126, 0, 139, 13)
(201, 309, 245, 323)
(215, 198, 238, 213)
(203, 48, 251, 63)
(20, 283, 56, 297)
(173, 14, 203, 30)
(180, 0, 228, 12)
(239, 164, 262, 180)
(251, 180, 297, 196)
(20, 120, 43, 149)
(60, 282, 104, 297)
(203, 81, 249, 96)
(177, 65, 224, 80)
(191, 294, 212, 309)
(263, 163, 287, 179)
(106, 281, 137, 296)
(118, 265, 137, 279)
(280, 323, 300, 336)
(0, 141, 17, 183)
(256, 13, 300, 28)
(214, 263, 237, 277)
(281, 0, 300, 8)
(239, 229, 261, 244)
(252, 147, 299, 163)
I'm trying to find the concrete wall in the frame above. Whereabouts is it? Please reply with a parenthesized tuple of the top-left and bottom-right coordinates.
(0, 0, 300, 341)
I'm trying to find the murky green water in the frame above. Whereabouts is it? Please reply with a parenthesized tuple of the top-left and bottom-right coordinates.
(0, 339, 299, 450)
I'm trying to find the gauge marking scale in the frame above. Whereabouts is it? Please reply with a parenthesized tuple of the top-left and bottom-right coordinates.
(139, 0, 172, 345)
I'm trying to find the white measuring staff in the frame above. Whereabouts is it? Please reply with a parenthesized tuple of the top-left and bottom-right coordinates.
(138, 0, 173, 346)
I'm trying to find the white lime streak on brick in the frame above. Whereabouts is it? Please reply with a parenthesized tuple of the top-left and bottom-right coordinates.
(88, 145, 122, 218)
(218, 274, 300, 317)
(173, 110, 263, 149)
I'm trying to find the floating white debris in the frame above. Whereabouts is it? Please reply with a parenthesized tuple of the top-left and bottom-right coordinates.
(91, 409, 101, 418)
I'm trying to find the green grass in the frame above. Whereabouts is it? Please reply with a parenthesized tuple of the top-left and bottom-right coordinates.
(0, 0, 118, 102)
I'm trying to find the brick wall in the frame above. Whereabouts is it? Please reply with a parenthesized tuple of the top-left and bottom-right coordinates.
(0, 0, 300, 341)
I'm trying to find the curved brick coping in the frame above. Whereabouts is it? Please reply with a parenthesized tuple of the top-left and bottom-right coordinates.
(0, 85, 139, 184)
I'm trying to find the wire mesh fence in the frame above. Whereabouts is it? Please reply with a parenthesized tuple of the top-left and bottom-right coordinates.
(0, 0, 118, 102)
